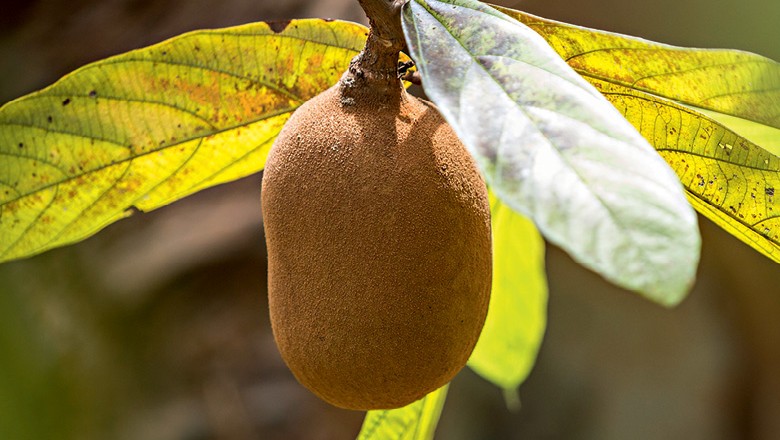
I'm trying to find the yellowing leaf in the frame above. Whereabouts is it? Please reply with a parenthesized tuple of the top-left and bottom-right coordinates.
(403, 0, 700, 305)
(357, 385, 448, 440)
(495, 5, 780, 129)
(690, 106, 780, 157)
(0, 19, 368, 263)
(494, 5, 780, 264)
(591, 78, 780, 262)
(468, 192, 547, 391)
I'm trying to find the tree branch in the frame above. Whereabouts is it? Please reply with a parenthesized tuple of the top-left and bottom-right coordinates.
(357, 0, 406, 49)
(339, 0, 407, 102)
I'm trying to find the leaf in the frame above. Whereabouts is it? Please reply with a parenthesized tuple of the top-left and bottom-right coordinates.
(357, 385, 448, 440)
(0, 19, 368, 263)
(689, 106, 780, 157)
(467, 192, 547, 391)
(589, 78, 780, 262)
(494, 5, 780, 264)
(402, 0, 700, 305)
(494, 5, 780, 129)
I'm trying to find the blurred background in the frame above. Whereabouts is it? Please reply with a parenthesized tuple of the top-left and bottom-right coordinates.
(1, 0, 779, 439)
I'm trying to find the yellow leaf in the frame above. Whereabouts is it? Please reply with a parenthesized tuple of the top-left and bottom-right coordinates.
(494, 5, 780, 264)
(591, 78, 780, 262)
(689, 106, 780, 157)
(494, 5, 780, 129)
(357, 385, 448, 440)
(0, 19, 369, 263)
(468, 192, 547, 391)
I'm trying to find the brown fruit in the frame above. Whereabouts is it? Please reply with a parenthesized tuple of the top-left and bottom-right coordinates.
(261, 77, 491, 410)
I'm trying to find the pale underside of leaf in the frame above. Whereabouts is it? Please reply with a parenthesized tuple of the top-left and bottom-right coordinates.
(357, 385, 448, 440)
(590, 78, 780, 262)
(494, 5, 780, 130)
(403, 0, 700, 305)
(468, 192, 547, 391)
(0, 19, 369, 262)
(490, 5, 780, 264)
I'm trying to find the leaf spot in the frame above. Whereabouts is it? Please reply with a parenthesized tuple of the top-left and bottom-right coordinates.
(62, 98, 71, 106)
(766, 187, 775, 197)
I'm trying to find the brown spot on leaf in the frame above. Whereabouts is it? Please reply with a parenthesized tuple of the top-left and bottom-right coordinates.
(268, 20, 292, 33)
(62, 98, 71, 106)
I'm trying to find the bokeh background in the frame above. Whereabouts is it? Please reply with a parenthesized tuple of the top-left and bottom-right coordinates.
(1, 0, 779, 439)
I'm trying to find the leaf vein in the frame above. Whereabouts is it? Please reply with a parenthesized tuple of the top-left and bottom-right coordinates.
(48, 162, 133, 245)
(0, 107, 295, 207)
(0, 184, 60, 258)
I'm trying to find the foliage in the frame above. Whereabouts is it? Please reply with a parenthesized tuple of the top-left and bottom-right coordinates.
(0, 0, 778, 439)
(357, 385, 448, 440)
(496, 5, 780, 264)
(467, 192, 547, 392)
(0, 19, 367, 262)
(403, 0, 699, 306)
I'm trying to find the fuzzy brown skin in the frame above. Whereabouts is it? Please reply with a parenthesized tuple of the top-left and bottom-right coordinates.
(261, 79, 492, 410)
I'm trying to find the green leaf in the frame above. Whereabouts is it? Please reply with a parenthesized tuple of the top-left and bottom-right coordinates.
(402, 0, 700, 306)
(494, 5, 780, 129)
(468, 191, 547, 391)
(495, 6, 780, 264)
(357, 385, 448, 440)
(0, 19, 368, 263)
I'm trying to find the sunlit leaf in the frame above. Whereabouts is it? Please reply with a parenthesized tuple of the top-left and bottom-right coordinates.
(495, 5, 780, 264)
(494, 5, 780, 129)
(590, 78, 780, 262)
(402, 0, 700, 305)
(689, 106, 780, 157)
(468, 192, 547, 391)
(0, 19, 369, 263)
(357, 385, 448, 440)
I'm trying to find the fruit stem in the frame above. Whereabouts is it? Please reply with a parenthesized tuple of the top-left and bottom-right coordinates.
(341, 0, 407, 104)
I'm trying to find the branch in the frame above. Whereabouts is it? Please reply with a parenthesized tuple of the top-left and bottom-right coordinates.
(357, 0, 406, 49)
(340, 0, 408, 102)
